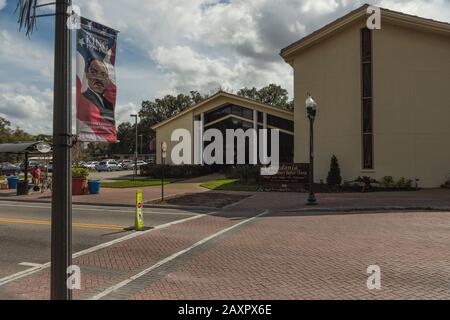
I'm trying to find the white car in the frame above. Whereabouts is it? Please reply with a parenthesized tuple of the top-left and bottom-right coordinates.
(130, 160, 148, 169)
(82, 161, 99, 170)
(119, 160, 134, 170)
(96, 160, 121, 172)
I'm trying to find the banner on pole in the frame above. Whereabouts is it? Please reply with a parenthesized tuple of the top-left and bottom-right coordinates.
(76, 17, 119, 143)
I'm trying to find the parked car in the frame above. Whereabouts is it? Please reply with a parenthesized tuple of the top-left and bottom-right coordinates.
(130, 160, 148, 169)
(82, 161, 99, 170)
(119, 160, 134, 170)
(96, 160, 121, 172)
(0, 162, 20, 176)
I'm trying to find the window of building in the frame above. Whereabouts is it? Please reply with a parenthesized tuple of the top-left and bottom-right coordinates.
(267, 115, 294, 132)
(361, 28, 373, 169)
(204, 104, 254, 124)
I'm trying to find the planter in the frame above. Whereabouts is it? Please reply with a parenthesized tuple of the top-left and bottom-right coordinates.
(72, 177, 88, 195)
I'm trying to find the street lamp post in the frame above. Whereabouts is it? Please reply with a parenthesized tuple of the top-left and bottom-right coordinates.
(50, 0, 73, 300)
(139, 134, 143, 156)
(131, 114, 138, 181)
(306, 94, 318, 206)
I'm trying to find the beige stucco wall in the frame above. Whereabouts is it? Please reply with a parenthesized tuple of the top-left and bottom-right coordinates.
(373, 22, 450, 188)
(291, 20, 450, 187)
(293, 21, 365, 184)
(156, 111, 194, 165)
(155, 95, 293, 165)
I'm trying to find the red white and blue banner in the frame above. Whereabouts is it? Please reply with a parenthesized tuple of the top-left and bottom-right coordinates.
(76, 17, 119, 142)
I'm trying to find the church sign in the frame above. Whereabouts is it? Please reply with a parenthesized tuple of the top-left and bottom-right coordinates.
(259, 163, 309, 190)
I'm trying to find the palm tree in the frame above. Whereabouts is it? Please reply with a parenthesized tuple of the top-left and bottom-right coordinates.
(15, 0, 39, 35)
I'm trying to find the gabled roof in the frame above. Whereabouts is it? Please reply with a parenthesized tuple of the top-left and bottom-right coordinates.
(280, 4, 450, 63)
(151, 91, 293, 130)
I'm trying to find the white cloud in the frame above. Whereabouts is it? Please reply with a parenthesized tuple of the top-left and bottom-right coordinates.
(0, 0, 6, 11)
(0, 30, 53, 79)
(151, 45, 293, 95)
(0, 83, 53, 134)
(115, 102, 140, 125)
(379, 0, 450, 22)
(1, 0, 450, 134)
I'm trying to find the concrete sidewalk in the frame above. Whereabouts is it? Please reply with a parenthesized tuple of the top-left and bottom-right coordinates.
(233, 189, 450, 212)
(1, 179, 449, 211)
(0, 175, 219, 208)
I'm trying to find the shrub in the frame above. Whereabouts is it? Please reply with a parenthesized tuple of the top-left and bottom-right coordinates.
(356, 176, 379, 192)
(140, 164, 215, 179)
(224, 165, 260, 185)
(326, 155, 342, 187)
(397, 177, 413, 189)
(72, 167, 90, 178)
(381, 176, 395, 188)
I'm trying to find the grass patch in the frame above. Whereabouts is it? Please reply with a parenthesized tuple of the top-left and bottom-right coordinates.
(201, 179, 258, 192)
(101, 179, 176, 188)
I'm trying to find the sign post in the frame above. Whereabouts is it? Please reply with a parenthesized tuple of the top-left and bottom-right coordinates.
(135, 190, 144, 231)
(161, 141, 167, 202)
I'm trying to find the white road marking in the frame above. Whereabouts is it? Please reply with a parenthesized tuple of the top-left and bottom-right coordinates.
(0, 202, 199, 216)
(0, 212, 210, 287)
(19, 262, 44, 268)
(90, 210, 269, 300)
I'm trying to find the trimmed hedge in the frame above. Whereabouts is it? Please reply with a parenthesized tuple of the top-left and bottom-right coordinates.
(140, 164, 215, 179)
(224, 165, 260, 185)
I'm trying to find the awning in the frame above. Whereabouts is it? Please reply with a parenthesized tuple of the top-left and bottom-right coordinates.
(0, 141, 52, 154)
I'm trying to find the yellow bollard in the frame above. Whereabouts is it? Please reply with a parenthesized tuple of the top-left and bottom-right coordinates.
(135, 190, 144, 231)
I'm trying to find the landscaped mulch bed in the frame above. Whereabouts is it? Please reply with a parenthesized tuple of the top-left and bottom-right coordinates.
(150, 193, 250, 208)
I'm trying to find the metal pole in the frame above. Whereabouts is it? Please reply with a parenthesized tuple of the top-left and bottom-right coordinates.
(161, 155, 164, 202)
(51, 0, 72, 300)
(135, 116, 138, 179)
(307, 117, 317, 205)
(130, 114, 137, 181)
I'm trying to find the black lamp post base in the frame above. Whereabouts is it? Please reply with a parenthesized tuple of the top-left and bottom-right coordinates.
(306, 195, 318, 206)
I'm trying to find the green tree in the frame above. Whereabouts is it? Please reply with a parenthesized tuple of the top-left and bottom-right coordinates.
(110, 122, 135, 155)
(326, 155, 342, 187)
(139, 91, 208, 128)
(135, 91, 209, 154)
(35, 134, 53, 144)
(237, 84, 294, 111)
(10, 127, 34, 142)
(0, 117, 12, 144)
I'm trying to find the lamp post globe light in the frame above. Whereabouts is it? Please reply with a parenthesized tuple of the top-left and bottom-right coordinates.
(306, 94, 318, 205)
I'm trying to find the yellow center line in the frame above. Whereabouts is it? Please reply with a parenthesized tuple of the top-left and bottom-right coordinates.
(0, 218, 127, 231)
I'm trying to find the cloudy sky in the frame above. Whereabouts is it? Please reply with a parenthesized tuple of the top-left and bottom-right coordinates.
(0, 0, 449, 134)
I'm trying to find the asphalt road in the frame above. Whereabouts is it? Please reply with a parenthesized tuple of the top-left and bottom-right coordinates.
(0, 200, 205, 280)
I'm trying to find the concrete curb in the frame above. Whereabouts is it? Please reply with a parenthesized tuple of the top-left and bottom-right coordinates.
(2, 197, 450, 213)
(0, 197, 217, 212)
(281, 206, 450, 213)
